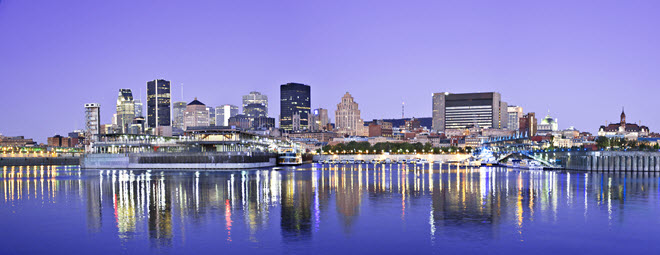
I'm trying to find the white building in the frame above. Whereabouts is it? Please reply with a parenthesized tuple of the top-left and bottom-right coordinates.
(216, 104, 239, 126)
(335, 92, 368, 136)
(507, 105, 523, 131)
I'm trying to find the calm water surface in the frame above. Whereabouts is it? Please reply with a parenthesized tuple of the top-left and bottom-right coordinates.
(1, 164, 660, 254)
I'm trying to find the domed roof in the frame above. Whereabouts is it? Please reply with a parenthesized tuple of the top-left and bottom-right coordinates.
(541, 115, 556, 125)
(188, 97, 205, 106)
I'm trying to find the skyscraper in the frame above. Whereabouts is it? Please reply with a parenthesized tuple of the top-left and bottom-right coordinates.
(431, 92, 507, 132)
(172, 101, 186, 131)
(207, 106, 216, 126)
(84, 103, 101, 136)
(242, 91, 268, 116)
(335, 92, 366, 136)
(244, 103, 267, 119)
(280, 83, 310, 131)
(147, 79, 171, 129)
(507, 106, 523, 131)
(216, 104, 239, 126)
(116, 89, 135, 134)
(183, 98, 209, 129)
(134, 99, 143, 117)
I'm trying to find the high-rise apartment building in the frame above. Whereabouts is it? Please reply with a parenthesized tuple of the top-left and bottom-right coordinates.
(335, 92, 366, 136)
(432, 92, 508, 132)
(116, 89, 135, 134)
(172, 101, 186, 131)
(147, 79, 171, 129)
(280, 83, 310, 131)
(507, 106, 523, 131)
(216, 104, 239, 126)
(242, 91, 268, 116)
(183, 98, 209, 129)
(84, 103, 101, 136)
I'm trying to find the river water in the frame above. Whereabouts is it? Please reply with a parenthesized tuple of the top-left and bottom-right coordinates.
(1, 164, 659, 254)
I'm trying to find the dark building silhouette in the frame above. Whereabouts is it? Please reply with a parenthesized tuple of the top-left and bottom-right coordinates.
(147, 79, 171, 129)
(280, 83, 311, 131)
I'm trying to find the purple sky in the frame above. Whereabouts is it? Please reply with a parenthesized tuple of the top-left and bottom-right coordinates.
(1, 0, 659, 142)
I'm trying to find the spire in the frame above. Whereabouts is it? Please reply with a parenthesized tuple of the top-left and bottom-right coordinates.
(620, 106, 626, 125)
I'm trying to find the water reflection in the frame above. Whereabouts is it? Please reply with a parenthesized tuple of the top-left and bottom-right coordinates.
(2, 164, 660, 251)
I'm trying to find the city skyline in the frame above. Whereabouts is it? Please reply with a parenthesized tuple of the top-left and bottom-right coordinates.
(2, 1, 660, 142)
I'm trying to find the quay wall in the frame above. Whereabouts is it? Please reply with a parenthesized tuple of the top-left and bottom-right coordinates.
(0, 157, 80, 166)
(82, 152, 277, 170)
(313, 154, 470, 162)
(531, 151, 660, 172)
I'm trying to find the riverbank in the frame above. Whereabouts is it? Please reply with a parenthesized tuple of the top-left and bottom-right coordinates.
(0, 157, 80, 166)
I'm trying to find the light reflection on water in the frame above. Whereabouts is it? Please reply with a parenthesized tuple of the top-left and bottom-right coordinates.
(1, 164, 660, 254)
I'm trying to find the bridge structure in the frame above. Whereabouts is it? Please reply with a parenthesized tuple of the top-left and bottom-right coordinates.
(477, 134, 562, 169)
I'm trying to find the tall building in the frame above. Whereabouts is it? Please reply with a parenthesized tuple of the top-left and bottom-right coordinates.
(242, 91, 268, 116)
(172, 101, 187, 131)
(215, 104, 239, 126)
(183, 98, 209, 130)
(147, 79, 171, 129)
(244, 103, 267, 119)
(134, 99, 143, 117)
(310, 108, 329, 131)
(84, 103, 101, 136)
(335, 92, 366, 136)
(507, 106, 523, 131)
(280, 83, 311, 131)
(206, 106, 216, 126)
(116, 89, 135, 134)
(519, 112, 537, 136)
(432, 92, 508, 132)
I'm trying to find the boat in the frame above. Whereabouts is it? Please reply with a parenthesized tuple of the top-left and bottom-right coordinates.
(384, 158, 392, 164)
(417, 159, 429, 164)
(278, 151, 302, 166)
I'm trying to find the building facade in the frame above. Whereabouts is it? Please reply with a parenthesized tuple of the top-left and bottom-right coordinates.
(216, 104, 239, 127)
(172, 101, 187, 131)
(598, 109, 650, 139)
(183, 98, 209, 130)
(242, 91, 268, 116)
(147, 79, 171, 129)
(244, 103, 267, 119)
(519, 112, 537, 136)
(309, 108, 330, 132)
(134, 99, 143, 117)
(507, 105, 523, 132)
(537, 114, 559, 135)
(228, 114, 252, 129)
(206, 106, 216, 126)
(432, 92, 508, 132)
(84, 103, 101, 136)
(335, 92, 367, 136)
(115, 89, 135, 134)
(280, 83, 311, 131)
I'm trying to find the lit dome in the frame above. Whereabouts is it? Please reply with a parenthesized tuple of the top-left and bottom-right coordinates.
(541, 115, 556, 125)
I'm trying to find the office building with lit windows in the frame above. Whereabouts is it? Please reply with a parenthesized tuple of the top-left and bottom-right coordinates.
(84, 103, 101, 135)
(116, 89, 135, 134)
(432, 92, 508, 132)
(147, 79, 171, 129)
(280, 83, 310, 131)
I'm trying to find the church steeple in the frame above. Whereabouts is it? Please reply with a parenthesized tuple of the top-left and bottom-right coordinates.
(620, 107, 626, 126)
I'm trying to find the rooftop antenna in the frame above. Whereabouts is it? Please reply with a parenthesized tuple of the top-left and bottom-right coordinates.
(402, 101, 405, 119)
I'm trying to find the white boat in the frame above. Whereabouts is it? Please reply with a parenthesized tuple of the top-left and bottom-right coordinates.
(278, 151, 302, 166)
(384, 158, 392, 164)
